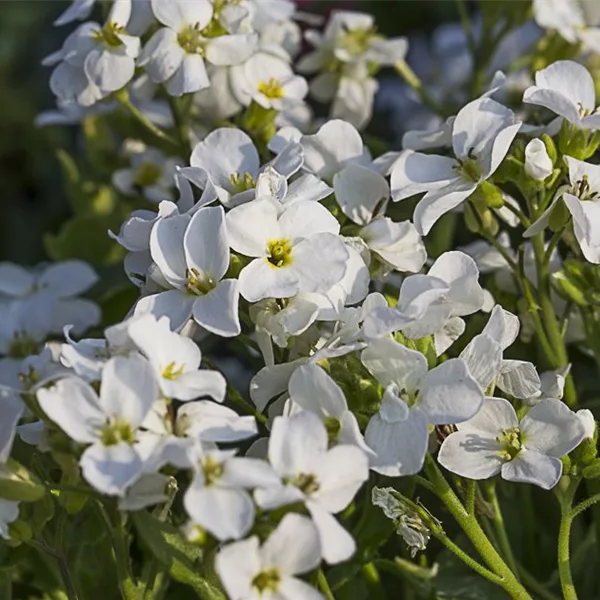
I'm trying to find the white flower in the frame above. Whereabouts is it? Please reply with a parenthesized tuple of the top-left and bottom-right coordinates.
(523, 60, 600, 130)
(363, 251, 485, 342)
(183, 444, 279, 541)
(253, 166, 332, 213)
(459, 306, 541, 399)
(118, 473, 172, 512)
(231, 51, 308, 110)
(37, 354, 158, 495)
(361, 338, 483, 477)
(438, 397, 585, 490)
(577, 408, 596, 439)
(127, 314, 226, 401)
(359, 217, 427, 273)
(112, 142, 181, 203)
(136, 205, 241, 335)
(186, 128, 302, 207)
(226, 199, 349, 302)
(216, 513, 324, 600)
(138, 0, 257, 96)
(256, 411, 369, 563)
(524, 138, 553, 181)
(0, 260, 99, 336)
(0, 389, 24, 462)
(390, 97, 521, 235)
(525, 156, 600, 263)
(288, 364, 372, 454)
(533, 0, 600, 55)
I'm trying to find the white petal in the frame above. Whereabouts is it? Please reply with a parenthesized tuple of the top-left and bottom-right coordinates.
(307, 501, 355, 564)
(192, 279, 240, 338)
(390, 151, 458, 202)
(166, 54, 209, 96)
(497, 360, 541, 399)
(151, 0, 213, 30)
(138, 29, 184, 83)
(333, 164, 389, 225)
(84, 48, 135, 92)
(250, 360, 305, 411)
(215, 537, 259, 600)
(37, 378, 104, 443)
(365, 408, 429, 476)
(239, 258, 299, 302)
(438, 430, 504, 479)
(150, 213, 189, 287)
(459, 334, 503, 390)
(184, 206, 229, 282)
(261, 512, 321, 574)
(312, 445, 369, 513)
(269, 412, 327, 478)
(525, 138, 553, 181)
(457, 396, 518, 434)
(190, 127, 260, 191)
(361, 337, 427, 391)
(39, 261, 97, 298)
(0, 263, 33, 296)
(134, 290, 195, 332)
(413, 180, 476, 236)
(278, 577, 326, 600)
(289, 364, 347, 418)
(481, 305, 520, 349)
(419, 358, 484, 425)
(501, 450, 562, 490)
(521, 398, 584, 457)
(179, 401, 256, 442)
(206, 34, 258, 66)
(222, 457, 280, 489)
(226, 199, 279, 257)
(80, 442, 142, 496)
(100, 354, 158, 429)
(184, 484, 254, 540)
(279, 201, 340, 238)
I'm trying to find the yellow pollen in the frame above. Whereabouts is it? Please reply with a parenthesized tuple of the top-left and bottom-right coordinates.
(257, 78, 285, 100)
(162, 362, 185, 380)
(266, 239, 292, 268)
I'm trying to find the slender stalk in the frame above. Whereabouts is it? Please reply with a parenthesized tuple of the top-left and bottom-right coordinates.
(361, 562, 386, 600)
(455, 0, 476, 56)
(317, 569, 335, 600)
(394, 61, 447, 116)
(571, 492, 600, 519)
(485, 483, 520, 579)
(465, 480, 476, 516)
(115, 91, 179, 150)
(519, 568, 561, 600)
(557, 479, 580, 600)
(530, 232, 577, 406)
(424, 457, 532, 599)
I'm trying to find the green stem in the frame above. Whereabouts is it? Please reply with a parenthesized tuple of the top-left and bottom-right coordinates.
(557, 479, 581, 600)
(530, 233, 577, 407)
(424, 457, 532, 599)
(394, 61, 448, 116)
(485, 482, 520, 578)
(317, 569, 335, 600)
(116, 91, 179, 150)
(455, 0, 476, 56)
(571, 492, 600, 519)
(519, 568, 561, 600)
(361, 562, 386, 600)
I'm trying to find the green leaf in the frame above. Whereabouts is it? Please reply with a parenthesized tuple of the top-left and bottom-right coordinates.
(131, 510, 226, 600)
(44, 212, 127, 267)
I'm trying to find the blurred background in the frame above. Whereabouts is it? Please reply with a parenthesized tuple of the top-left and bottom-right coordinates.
(0, 0, 462, 264)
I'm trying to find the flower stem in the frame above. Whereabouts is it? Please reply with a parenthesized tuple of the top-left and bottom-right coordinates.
(484, 482, 520, 578)
(394, 61, 448, 116)
(557, 479, 581, 600)
(317, 569, 335, 600)
(424, 457, 532, 599)
(361, 562, 386, 600)
(115, 90, 179, 151)
(570, 492, 600, 519)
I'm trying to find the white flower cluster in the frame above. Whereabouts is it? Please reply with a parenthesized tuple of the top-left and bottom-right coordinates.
(5, 1, 600, 598)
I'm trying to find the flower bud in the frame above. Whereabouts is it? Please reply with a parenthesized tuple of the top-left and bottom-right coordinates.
(525, 138, 553, 181)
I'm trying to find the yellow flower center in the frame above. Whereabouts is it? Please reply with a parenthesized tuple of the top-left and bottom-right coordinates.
(186, 268, 217, 296)
(267, 239, 293, 268)
(496, 426, 523, 461)
(252, 568, 281, 593)
(178, 23, 207, 54)
(100, 418, 135, 446)
(202, 455, 225, 485)
(93, 22, 125, 48)
(291, 472, 320, 494)
(337, 26, 378, 57)
(229, 171, 256, 192)
(257, 78, 285, 100)
(161, 362, 185, 380)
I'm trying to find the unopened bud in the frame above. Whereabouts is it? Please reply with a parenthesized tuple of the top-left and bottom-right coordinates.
(525, 138, 553, 181)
